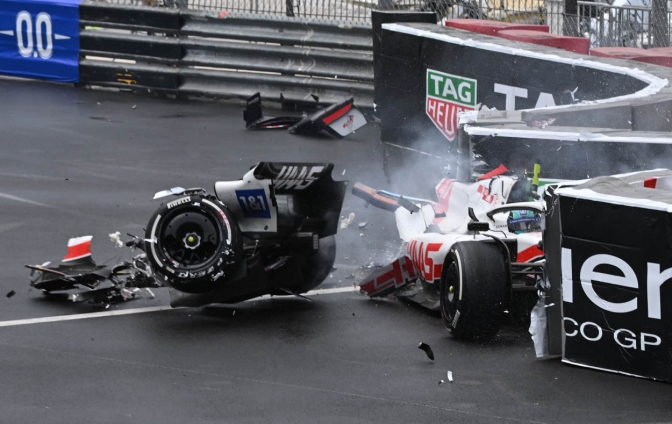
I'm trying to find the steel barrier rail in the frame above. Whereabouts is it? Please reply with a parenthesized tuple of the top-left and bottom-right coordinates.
(79, 59, 180, 90)
(181, 14, 374, 50)
(180, 39, 374, 81)
(179, 68, 374, 105)
(78, 3, 374, 108)
(80, 3, 180, 32)
(80, 30, 181, 64)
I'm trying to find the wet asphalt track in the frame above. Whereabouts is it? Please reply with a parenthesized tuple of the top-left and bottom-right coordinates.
(1, 78, 671, 424)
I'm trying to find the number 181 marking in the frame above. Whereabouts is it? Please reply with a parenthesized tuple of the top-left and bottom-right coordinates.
(235, 189, 271, 219)
(238, 195, 266, 211)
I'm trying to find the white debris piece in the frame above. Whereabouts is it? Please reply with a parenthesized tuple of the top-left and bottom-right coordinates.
(529, 295, 550, 358)
(340, 212, 355, 229)
(447, 371, 453, 382)
(358, 221, 368, 229)
(109, 231, 123, 248)
(342, 169, 346, 176)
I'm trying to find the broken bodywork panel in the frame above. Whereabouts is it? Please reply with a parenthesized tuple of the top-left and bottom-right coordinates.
(26, 235, 157, 307)
(243, 92, 367, 138)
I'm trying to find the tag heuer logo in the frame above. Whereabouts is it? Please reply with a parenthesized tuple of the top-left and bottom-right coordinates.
(426, 69, 477, 141)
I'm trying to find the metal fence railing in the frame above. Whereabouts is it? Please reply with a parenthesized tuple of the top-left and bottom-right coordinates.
(386, 0, 545, 23)
(89, 0, 376, 23)
(577, 1, 650, 47)
(87, 0, 672, 47)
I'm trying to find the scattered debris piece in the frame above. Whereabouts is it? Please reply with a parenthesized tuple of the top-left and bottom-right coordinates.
(438, 380, 444, 385)
(345, 274, 356, 280)
(522, 112, 556, 129)
(358, 221, 368, 229)
(6, 290, 15, 298)
(340, 212, 355, 229)
(447, 371, 453, 382)
(243, 93, 366, 138)
(232, 310, 236, 316)
(359, 233, 364, 237)
(109, 231, 123, 248)
(342, 169, 346, 176)
(418, 342, 435, 361)
(132, 105, 137, 109)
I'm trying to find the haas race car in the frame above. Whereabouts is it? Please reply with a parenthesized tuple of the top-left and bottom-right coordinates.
(353, 167, 546, 339)
(27, 163, 347, 308)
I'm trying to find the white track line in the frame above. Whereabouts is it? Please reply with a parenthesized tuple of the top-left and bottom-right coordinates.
(0, 306, 174, 328)
(0, 192, 49, 207)
(0, 286, 360, 328)
(305, 286, 358, 295)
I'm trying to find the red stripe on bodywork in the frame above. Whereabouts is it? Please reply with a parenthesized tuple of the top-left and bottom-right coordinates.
(516, 245, 544, 263)
(323, 103, 352, 124)
(644, 178, 657, 188)
(433, 179, 454, 224)
(63, 241, 92, 262)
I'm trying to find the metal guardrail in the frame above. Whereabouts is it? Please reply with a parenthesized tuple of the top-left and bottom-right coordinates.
(79, 4, 374, 108)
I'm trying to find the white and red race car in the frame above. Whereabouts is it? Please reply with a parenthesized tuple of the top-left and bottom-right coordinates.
(353, 173, 546, 339)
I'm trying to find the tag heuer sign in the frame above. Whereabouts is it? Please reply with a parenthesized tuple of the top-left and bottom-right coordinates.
(426, 69, 477, 141)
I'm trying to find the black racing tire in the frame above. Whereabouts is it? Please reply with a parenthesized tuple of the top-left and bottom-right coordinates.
(145, 194, 243, 294)
(440, 241, 508, 339)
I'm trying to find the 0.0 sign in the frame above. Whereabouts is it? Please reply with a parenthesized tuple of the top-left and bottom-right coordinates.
(16, 11, 53, 59)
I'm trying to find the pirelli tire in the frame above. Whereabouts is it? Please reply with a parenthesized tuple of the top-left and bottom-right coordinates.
(440, 241, 507, 340)
(144, 194, 243, 294)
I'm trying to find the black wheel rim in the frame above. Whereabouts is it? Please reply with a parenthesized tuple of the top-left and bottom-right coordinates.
(158, 208, 221, 269)
(442, 261, 460, 323)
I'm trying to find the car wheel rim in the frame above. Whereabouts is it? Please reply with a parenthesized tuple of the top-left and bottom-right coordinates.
(443, 261, 460, 321)
(159, 209, 220, 269)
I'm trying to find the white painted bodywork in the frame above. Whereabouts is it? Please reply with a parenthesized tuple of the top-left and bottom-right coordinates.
(214, 167, 277, 233)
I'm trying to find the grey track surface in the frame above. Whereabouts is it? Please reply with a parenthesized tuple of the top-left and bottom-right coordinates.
(1, 79, 671, 424)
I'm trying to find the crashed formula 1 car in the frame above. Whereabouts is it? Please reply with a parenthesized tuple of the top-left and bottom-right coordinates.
(243, 93, 367, 138)
(354, 168, 545, 339)
(27, 162, 347, 308)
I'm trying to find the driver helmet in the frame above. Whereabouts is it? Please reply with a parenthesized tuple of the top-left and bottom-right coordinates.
(507, 209, 541, 234)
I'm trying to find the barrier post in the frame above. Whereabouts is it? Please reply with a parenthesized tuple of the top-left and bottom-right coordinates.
(545, 0, 565, 36)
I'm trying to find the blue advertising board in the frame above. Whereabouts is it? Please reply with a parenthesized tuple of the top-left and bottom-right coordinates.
(0, 0, 80, 82)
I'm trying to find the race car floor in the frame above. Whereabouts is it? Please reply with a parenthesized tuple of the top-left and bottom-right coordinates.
(1, 79, 671, 423)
